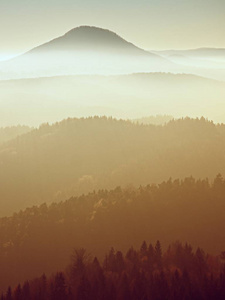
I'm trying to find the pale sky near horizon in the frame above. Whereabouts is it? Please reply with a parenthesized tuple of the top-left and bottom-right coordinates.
(0, 0, 224, 60)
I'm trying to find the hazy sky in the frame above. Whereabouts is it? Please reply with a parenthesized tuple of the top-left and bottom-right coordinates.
(0, 0, 225, 59)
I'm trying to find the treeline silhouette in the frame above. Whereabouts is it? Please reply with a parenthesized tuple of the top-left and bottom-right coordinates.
(0, 176, 225, 290)
(1, 241, 225, 300)
(133, 114, 173, 125)
(0, 116, 225, 216)
(0, 125, 31, 144)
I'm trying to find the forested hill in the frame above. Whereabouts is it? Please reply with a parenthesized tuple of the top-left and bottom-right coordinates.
(0, 116, 225, 216)
(0, 176, 225, 291)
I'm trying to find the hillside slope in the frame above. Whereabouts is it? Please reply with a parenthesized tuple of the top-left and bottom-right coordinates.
(0, 117, 225, 216)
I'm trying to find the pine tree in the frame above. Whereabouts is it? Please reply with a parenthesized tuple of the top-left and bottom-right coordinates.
(140, 241, 148, 257)
(5, 287, 12, 300)
(51, 272, 68, 300)
(155, 240, 162, 268)
(14, 284, 22, 300)
(22, 281, 30, 300)
(76, 275, 91, 300)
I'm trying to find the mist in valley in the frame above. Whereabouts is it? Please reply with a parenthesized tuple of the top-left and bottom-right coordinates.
(1, 72, 225, 126)
(0, 26, 225, 128)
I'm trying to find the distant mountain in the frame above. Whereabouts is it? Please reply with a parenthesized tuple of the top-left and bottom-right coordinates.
(28, 26, 154, 57)
(153, 48, 225, 67)
(152, 48, 225, 80)
(153, 48, 225, 59)
(0, 28, 225, 80)
(0, 26, 174, 80)
(1, 27, 225, 80)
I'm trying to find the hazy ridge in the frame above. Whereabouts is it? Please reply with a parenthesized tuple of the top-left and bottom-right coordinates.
(1, 72, 225, 126)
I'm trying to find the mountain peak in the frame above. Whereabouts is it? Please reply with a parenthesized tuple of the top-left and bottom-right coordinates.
(3, 26, 171, 80)
(28, 25, 150, 55)
(60, 25, 137, 50)
(65, 25, 124, 39)
(65, 25, 116, 34)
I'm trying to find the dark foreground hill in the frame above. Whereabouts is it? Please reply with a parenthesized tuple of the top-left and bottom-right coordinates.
(0, 176, 225, 291)
(1, 241, 225, 300)
(0, 117, 225, 216)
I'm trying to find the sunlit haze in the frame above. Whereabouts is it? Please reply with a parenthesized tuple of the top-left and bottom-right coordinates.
(0, 1, 225, 298)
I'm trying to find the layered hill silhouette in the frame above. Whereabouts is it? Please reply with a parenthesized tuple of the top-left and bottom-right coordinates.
(1, 117, 225, 216)
(0, 27, 225, 80)
(1, 73, 225, 126)
(153, 48, 225, 80)
(154, 48, 225, 60)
